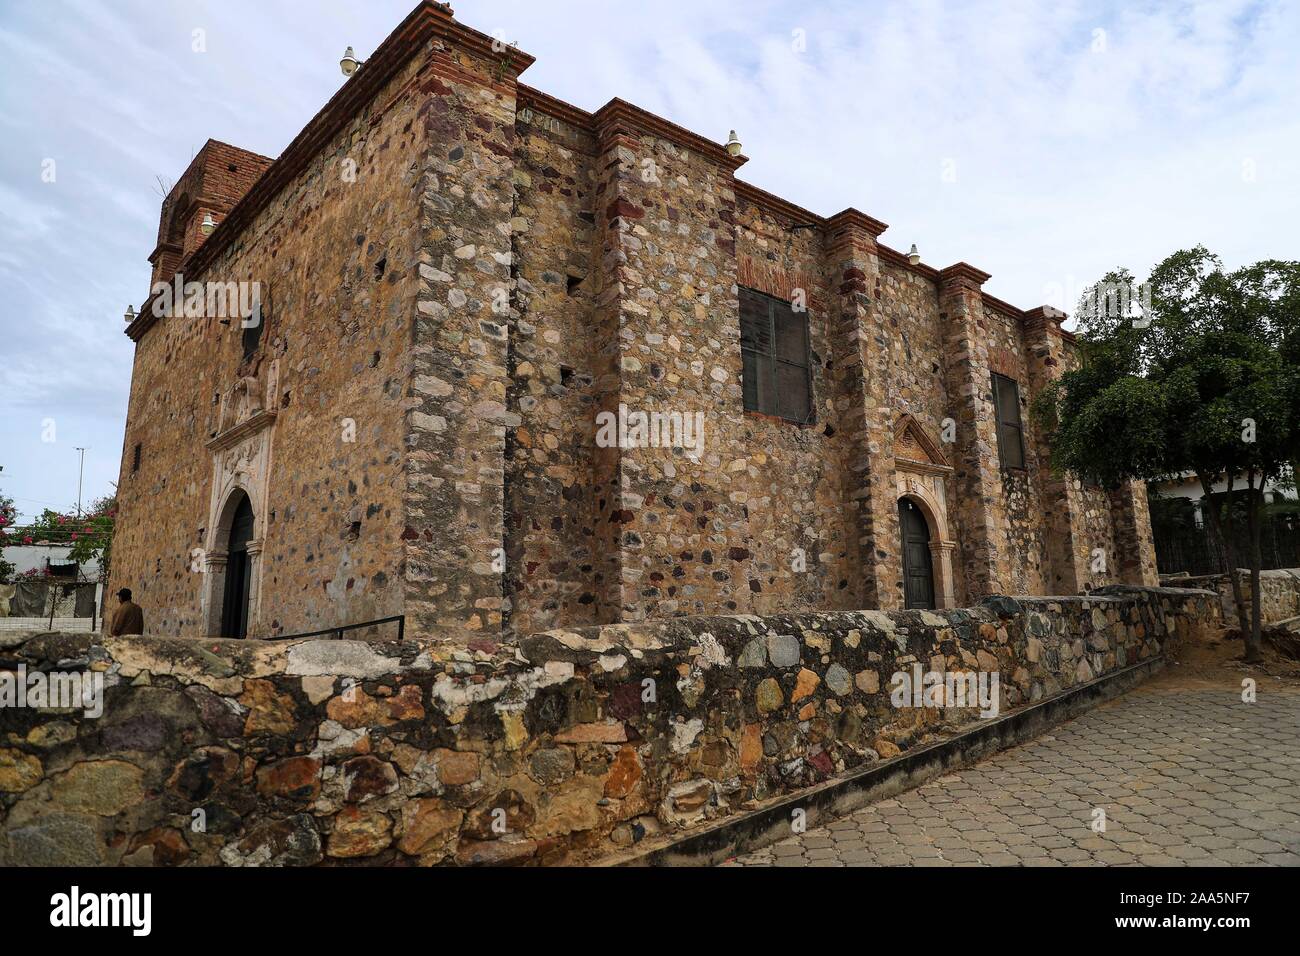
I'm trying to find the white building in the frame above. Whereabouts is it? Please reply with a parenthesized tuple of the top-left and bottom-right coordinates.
(1149, 469, 1296, 528)
(5, 542, 103, 580)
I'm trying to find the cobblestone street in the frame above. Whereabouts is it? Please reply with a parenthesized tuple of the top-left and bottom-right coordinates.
(728, 687, 1300, 867)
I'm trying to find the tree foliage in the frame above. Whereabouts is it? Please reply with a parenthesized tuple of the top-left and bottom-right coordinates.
(1035, 248, 1300, 660)
(2, 495, 117, 583)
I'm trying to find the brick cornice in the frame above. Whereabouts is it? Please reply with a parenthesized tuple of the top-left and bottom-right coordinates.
(1023, 305, 1068, 333)
(939, 262, 993, 292)
(876, 243, 940, 280)
(825, 207, 889, 239)
(129, 1, 533, 342)
(517, 84, 593, 131)
(733, 180, 824, 230)
(592, 98, 748, 171)
(147, 240, 182, 267)
(983, 292, 1027, 319)
(825, 208, 890, 260)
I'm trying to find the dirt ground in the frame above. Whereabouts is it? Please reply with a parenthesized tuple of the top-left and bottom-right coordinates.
(1148, 624, 1300, 693)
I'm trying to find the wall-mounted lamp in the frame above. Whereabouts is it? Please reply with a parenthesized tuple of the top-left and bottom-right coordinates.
(124, 305, 136, 324)
(725, 130, 743, 157)
(907, 244, 921, 266)
(340, 46, 364, 77)
(200, 212, 216, 236)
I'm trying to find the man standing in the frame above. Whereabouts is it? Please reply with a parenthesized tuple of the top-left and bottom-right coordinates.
(109, 588, 144, 637)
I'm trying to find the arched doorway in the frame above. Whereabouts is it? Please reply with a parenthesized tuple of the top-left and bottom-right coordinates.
(220, 491, 255, 638)
(898, 497, 936, 609)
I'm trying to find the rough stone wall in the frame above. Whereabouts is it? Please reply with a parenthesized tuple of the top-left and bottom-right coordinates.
(985, 302, 1048, 596)
(401, 37, 531, 642)
(826, 215, 899, 610)
(1108, 482, 1161, 587)
(0, 586, 1219, 866)
(876, 262, 967, 606)
(111, 51, 431, 637)
(1164, 568, 1300, 625)
(734, 199, 854, 615)
(503, 99, 602, 636)
(1022, 312, 1158, 596)
(940, 268, 1012, 599)
(878, 265, 951, 443)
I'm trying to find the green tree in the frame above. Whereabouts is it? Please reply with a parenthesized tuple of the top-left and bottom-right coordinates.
(1037, 248, 1300, 662)
(18, 495, 116, 583)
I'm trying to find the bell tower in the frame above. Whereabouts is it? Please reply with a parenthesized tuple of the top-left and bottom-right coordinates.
(148, 140, 274, 286)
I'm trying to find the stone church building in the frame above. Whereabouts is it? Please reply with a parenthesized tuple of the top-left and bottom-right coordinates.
(111, 1, 1158, 643)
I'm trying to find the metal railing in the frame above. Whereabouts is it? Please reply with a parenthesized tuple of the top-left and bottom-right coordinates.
(265, 615, 405, 643)
(1154, 515, 1300, 577)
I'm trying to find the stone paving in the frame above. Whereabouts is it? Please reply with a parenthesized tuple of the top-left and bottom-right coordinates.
(727, 688, 1300, 867)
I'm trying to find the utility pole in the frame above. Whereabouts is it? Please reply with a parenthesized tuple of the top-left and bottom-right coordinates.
(75, 447, 86, 517)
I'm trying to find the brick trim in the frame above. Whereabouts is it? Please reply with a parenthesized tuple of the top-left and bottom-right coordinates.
(517, 84, 593, 130)
(939, 262, 993, 290)
(825, 207, 889, 240)
(733, 180, 824, 229)
(875, 242, 941, 280)
(894, 413, 951, 469)
(736, 256, 820, 310)
(592, 98, 747, 171)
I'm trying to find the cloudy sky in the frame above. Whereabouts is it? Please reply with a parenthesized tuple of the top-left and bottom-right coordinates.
(1, 0, 1296, 522)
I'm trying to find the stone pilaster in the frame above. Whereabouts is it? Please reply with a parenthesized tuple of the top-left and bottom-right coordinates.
(825, 209, 899, 610)
(939, 263, 1012, 600)
(403, 23, 533, 638)
(201, 551, 229, 637)
(1024, 306, 1090, 593)
(1110, 482, 1160, 586)
(587, 125, 636, 623)
(928, 540, 958, 609)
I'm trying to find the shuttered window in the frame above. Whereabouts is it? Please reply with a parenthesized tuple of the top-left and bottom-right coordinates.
(992, 372, 1025, 470)
(740, 288, 813, 423)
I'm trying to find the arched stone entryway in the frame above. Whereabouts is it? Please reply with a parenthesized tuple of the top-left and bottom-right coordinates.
(894, 484, 958, 610)
(893, 415, 959, 609)
(202, 486, 263, 638)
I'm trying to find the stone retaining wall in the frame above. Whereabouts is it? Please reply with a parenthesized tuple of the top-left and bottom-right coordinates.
(0, 586, 1219, 866)
(1161, 569, 1300, 626)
